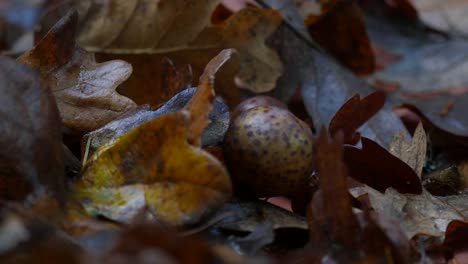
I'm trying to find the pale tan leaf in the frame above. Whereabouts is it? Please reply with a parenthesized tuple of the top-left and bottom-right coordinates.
(18, 10, 137, 133)
(389, 122, 427, 177)
(352, 187, 464, 239)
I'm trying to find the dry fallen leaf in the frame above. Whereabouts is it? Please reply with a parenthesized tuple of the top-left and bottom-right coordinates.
(260, 1, 408, 147)
(344, 137, 422, 194)
(389, 122, 427, 176)
(306, 0, 375, 75)
(0, 56, 64, 202)
(38, 1, 284, 107)
(73, 59, 232, 226)
(158, 57, 193, 107)
(75, 111, 231, 226)
(184, 48, 235, 146)
(362, 1, 468, 137)
(352, 126, 466, 239)
(82, 49, 234, 158)
(18, 10, 137, 133)
(329, 91, 386, 145)
(289, 129, 409, 263)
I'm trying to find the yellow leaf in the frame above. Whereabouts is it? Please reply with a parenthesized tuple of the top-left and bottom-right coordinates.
(75, 112, 232, 226)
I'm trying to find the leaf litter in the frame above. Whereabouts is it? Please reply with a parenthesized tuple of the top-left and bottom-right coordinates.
(2, 0, 468, 263)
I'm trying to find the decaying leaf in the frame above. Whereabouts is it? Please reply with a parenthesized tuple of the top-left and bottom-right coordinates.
(74, 111, 232, 226)
(329, 91, 385, 145)
(0, 56, 64, 202)
(184, 49, 235, 146)
(390, 122, 427, 176)
(18, 10, 137, 133)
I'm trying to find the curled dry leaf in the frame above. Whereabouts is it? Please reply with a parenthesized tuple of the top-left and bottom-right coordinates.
(18, 10, 137, 133)
(329, 91, 386, 145)
(74, 111, 232, 226)
(0, 56, 64, 202)
(184, 48, 235, 146)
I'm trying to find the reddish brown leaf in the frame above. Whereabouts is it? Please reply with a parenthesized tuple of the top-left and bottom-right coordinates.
(185, 78, 215, 147)
(443, 220, 468, 252)
(185, 48, 235, 146)
(329, 91, 386, 145)
(158, 57, 192, 107)
(0, 56, 64, 202)
(344, 137, 422, 194)
(211, 3, 234, 24)
(307, 1, 375, 75)
(387, 0, 418, 19)
(308, 129, 360, 248)
(288, 128, 410, 263)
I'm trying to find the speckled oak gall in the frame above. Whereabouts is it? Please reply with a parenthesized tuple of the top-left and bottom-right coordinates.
(224, 105, 314, 197)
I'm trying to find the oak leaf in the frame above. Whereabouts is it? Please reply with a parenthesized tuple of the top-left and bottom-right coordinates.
(352, 126, 466, 239)
(18, 10, 137, 133)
